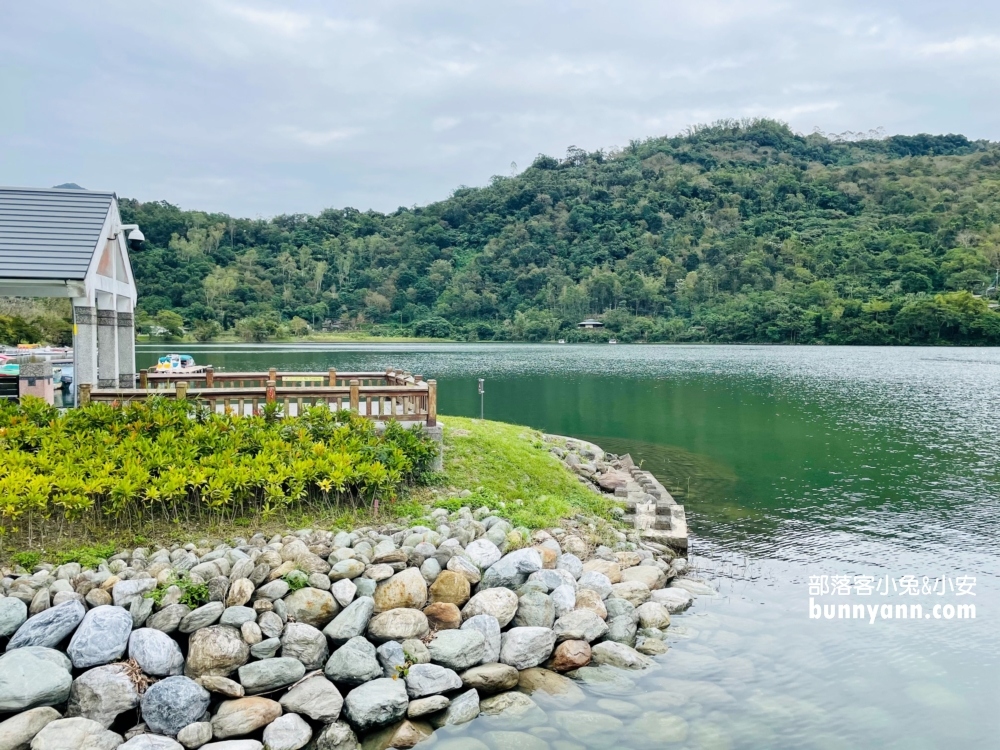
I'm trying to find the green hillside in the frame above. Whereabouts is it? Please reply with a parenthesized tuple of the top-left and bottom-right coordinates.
(120, 119, 1000, 345)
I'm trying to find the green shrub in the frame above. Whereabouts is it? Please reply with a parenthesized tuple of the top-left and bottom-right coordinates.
(11, 551, 40, 570)
(0, 397, 438, 543)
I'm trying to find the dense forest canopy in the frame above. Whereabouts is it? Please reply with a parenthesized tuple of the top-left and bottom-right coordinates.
(106, 119, 1000, 345)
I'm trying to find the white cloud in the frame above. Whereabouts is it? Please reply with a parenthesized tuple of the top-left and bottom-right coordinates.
(917, 35, 1000, 58)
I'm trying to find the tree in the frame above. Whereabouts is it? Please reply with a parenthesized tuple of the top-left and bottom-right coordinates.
(154, 310, 185, 340)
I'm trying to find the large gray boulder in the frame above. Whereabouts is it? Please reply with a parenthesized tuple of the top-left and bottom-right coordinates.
(343, 678, 408, 731)
(280, 622, 328, 670)
(404, 664, 462, 698)
(512, 591, 555, 628)
(0, 648, 71, 711)
(29, 717, 122, 750)
(211, 697, 282, 739)
(179, 602, 225, 634)
(464, 539, 502, 569)
(481, 548, 543, 589)
(129, 628, 185, 677)
(261, 713, 312, 750)
(185, 626, 249, 678)
(238, 658, 305, 695)
(366, 609, 428, 642)
(552, 609, 609, 643)
(111, 579, 157, 608)
(66, 606, 133, 669)
(0, 597, 27, 637)
(461, 615, 502, 663)
(7, 599, 85, 650)
(322, 597, 374, 645)
(308, 722, 358, 750)
(499, 627, 557, 670)
(429, 687, 479, 727)
(140, 676, 211, 736)
(324, 637, 381, 685)
(282, 588, 338, 629)
(118, 735, 184, 749)
(0, 706, 60, 749)
(461, 588, 518, 627)
(146, 604, 190, 634)
(67, 664, 139, 728)
(279, 675, 343, 723)
(427, 629, 486, 671)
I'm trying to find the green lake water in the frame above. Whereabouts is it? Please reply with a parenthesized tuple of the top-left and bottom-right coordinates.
(137, 343, 1000, 749)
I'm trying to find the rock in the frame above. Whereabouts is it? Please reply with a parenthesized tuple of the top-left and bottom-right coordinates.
(177, 722, 213, 749)
(418, 559, 440, 585)
(464, 539, 502, 569)
(481, 548, 542, 589)
(621, 565, 666, 590)
(0, 648, 71, 711)
(196, 676, 244, 698)
(7, 599, 85, 650)
(220, 607, 256, 629)
(429, 688, 479, 728)
(516, 667, 586, 705)
(366, 609, 428, 642)
(477, 691, 540, 720)
(636, 637, 668, 656)
(499, 627, 557, 670)
(552, 609, 609, 643)
(610, 581, 650, 607)
(330, 579, 356, 608)
(635, 601, 671, 629)
(404, 663, 462, 698)
(549, 709, 624, 744)
(66, 605, 133, 669)
(250, 639, 280, 660)
(605, 615, 637, 646)
(226, 579, 255, 608)
(427, 628, 485, 671)
(200, 742, 263, 750)
(112, 579, 158, 608)
(343, 678, 408, 731)
(406, 695, 449, 718)
(131, 597, 156, 628)
(0, 707, 61, 750)
(283, 588, 338, 629)
(427, 571, 470, 607)
(241, 621, 262, 645)
(0, 597, 27, 636)
(364, 565, 393, 583)
(179, 602, 225, 634)
(512, 591, 555, 628)
(461, 588, 518, 627)
(574, 588, 607, 620)
(185, 626, 250, 678)
(329, 560, 365, 581)
(258, 612, 284, 639)
(211, 697, 282, 739)
(526, 568, 575, 593)
(28, 717, 122, 750)
(649, 587, 693, 613)
(460, 663, 519, 693)
(147, 604, 191, 634)
(577, 571, 612, 599)
(590, 641, 651, 670)
(279, 675, 342, 723)
(324, 637, 382, 685)
(460, 615, 501, 663)
(279, 622, 328, 670)
(238, 658, 305, 695)
(66, 664, 139, 728)
(372, 569, 427, 613)
(141, 676, 212, 736)
(555, 553, 584, 579)
(361, 719, 432, 750)
(446, 555, 481, 584)
(629, 712, 689, 743)
(549, 640, 591, 672)
(422, 602, 461, 630)
(85, 589, 112, 608)
(581, 559, 621, 583)
(253, 581, 289, 602)
(550, 584, 575, 620)
(605, 597, 635, 621)
(375, 641, 406, 678)
(118, 735, 184, 749)
(322, 597, 374, 645)
(308, 722, 357, 750)
(261, 713, 311, 750)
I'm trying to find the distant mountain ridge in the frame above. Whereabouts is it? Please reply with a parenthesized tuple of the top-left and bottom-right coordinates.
(121, 119, 1000, 345)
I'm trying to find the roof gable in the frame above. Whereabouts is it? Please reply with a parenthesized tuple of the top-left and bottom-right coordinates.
(0, 186, 115, 280)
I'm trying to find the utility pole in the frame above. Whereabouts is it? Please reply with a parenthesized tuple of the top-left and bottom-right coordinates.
(478, 378, 485, 420)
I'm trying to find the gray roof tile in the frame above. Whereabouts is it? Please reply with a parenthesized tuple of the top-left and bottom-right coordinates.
(0, 186, 114, 280)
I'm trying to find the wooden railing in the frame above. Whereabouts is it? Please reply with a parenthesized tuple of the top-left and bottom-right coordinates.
(81, 369, 437, 425)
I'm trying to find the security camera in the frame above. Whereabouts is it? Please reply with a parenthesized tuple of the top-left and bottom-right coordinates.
(127, 228, 145, 252)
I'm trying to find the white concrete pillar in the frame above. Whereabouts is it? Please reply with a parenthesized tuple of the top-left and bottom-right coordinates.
(73, 304, 97, 397)
(117, 300, 136, 388)
(96, 293, 119, 389)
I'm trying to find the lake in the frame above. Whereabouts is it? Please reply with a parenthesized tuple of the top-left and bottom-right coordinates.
(137, 343, 999, 749)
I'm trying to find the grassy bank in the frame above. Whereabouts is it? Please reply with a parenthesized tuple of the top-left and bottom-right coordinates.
(0, 403, 618, 564)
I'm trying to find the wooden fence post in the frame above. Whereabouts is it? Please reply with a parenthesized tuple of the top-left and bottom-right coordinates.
(79, 383, 91, 405)
(268, 367, 277, 385)
(139, 369, 148, 389)
(176, 382, 189, 400)
(349, 379, 360, 414)
(205, 366, 214, 387)
(427, 380, 437, 427)
(328, 367, 337, 387)
(266, 380, 277, 404)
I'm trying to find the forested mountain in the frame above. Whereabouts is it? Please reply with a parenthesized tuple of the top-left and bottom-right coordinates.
(121, 119, 1000, 345)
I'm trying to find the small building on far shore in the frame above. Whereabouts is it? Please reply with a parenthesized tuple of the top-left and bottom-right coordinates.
(578, 318, 604, 329)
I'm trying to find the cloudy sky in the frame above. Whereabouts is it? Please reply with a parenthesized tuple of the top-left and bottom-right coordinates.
(1, 1, 998, 216)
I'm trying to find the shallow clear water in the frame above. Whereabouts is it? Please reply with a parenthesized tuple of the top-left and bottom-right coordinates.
(138, 343, 1000, 748)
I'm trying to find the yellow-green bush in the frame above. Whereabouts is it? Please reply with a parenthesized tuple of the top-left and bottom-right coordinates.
(0, 396, 438, 540)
